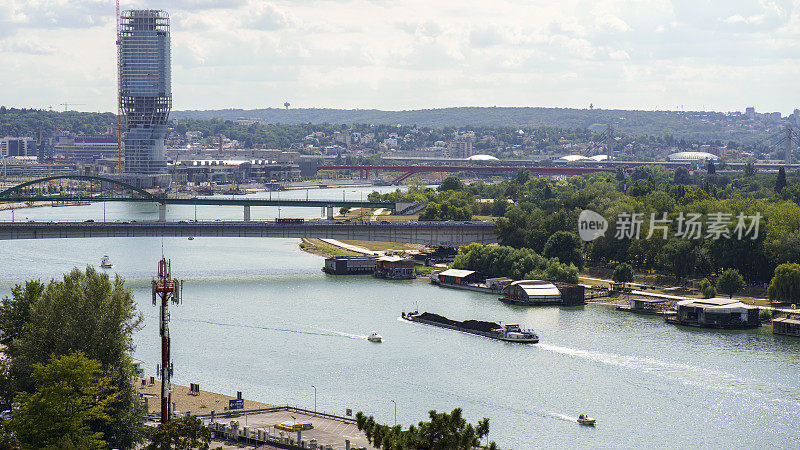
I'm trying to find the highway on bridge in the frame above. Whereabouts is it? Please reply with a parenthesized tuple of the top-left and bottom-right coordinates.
(0, 220, 498, 247)
(0, 195, 394, 209)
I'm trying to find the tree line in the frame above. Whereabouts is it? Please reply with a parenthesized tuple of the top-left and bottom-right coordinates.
(373, 166, 800, 288)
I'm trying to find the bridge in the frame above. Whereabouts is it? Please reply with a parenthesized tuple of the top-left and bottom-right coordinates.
(0, 221, 498, 247)
(317, 165, 617, 184)
(0, 175, 400, 221)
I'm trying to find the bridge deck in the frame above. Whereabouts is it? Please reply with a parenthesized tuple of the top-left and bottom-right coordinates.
(0, 196, 394, 209)
(0, 221, 497, 247)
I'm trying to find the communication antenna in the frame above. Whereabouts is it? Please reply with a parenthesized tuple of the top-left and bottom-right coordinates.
(151, 257, 183, 423)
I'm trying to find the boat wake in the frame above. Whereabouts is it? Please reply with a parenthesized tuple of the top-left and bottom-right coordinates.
(544, 411, 579, 423)
(537, 343, 800, 405)
(310, 326, 369, 340)
(176, 317, 340, 338)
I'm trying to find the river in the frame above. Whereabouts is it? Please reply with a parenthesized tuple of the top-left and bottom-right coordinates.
(1, 185, 799, 448)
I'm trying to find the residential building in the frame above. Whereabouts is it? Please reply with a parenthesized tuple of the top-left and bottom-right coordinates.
(0, 137, 36, 157)
(448, 139, 473, 158)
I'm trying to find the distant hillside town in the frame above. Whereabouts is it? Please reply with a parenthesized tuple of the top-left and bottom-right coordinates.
(1, 105, 799, 184)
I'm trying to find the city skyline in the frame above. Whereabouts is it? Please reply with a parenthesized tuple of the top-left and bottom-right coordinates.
(1, 0, 800, 114)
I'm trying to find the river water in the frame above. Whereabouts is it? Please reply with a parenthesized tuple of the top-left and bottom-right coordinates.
(1, 186, 799, 448)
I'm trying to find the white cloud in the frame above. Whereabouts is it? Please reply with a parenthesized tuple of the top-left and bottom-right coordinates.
(0, 0, 799, 114)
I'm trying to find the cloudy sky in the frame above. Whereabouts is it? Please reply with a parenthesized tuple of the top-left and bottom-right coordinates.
(2, 0, 799, 113)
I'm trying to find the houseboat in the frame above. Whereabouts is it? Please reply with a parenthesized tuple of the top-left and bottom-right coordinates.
(323, 256, 376, 275)
(430, 269, 511, 294)
(773, 311, 800, 337)
(617, 297, 673, 315)
(499, 280, 585, 306)
(665, 298, 760, 329)
(374, 255, 415, 280)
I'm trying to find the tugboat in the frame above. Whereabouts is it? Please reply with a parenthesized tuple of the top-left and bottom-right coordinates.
(402, 311, 538, 343)
(100, 255, 113, 269)
(367, 332, 382, 342)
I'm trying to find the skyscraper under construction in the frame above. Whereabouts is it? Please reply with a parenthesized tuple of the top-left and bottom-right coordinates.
(118, 9, 171, 187)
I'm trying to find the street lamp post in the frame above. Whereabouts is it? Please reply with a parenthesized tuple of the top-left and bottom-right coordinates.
(391, 400, 396, 426)
(312, 385, 317, 414)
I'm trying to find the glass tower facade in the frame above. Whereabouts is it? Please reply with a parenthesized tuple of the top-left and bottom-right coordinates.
(119, 10, 171, 174)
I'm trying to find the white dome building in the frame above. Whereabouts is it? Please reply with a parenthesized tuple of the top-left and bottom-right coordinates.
(666, 151, 719, 162)
(466, 154, 500, 161)
(559, 154, 589, 162)
(589, 154, 609, 161)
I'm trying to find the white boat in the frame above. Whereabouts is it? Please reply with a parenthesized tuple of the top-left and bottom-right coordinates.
(188, 236, 195, 240)
(577, 416, 595, 426)
(100, 255, 113, 269)
(367, 332, 382, 342)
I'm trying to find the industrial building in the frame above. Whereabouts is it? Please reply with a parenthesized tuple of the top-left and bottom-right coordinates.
(55, 135, 118, 162)
(118, 9, 172, 187)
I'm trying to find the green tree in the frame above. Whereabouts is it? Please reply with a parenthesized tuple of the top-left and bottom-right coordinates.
(744, 160, 756, 176)
(8, 267, 145, 449)
(146, 416, 214, 450)
(776, 167, 787, 193)
(437, 176, 464, 192)
(716, 268, 745, 298)
(418, 203, 440, 221)
(10, 352, 117, 449)
(699, 278, 716, 298)
(767, 263, 800, 304)
(673, 167, 691, 185)
(514, 169, 530, 185)
(0, 280, 44, 347)
(355, 408, 493, 450)
(706, 160, 716, 174)
(542, 231, 584, 270)
(612, 263, 634, 287)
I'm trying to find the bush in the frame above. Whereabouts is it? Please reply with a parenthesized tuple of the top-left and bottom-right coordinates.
(699, 278, 716, 298)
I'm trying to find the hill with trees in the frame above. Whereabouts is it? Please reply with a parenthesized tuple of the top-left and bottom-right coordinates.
(171, 106, 781, 144)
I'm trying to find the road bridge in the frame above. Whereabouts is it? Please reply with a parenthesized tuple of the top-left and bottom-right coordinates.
(0, 221, 497, 247)
(317, 164, 617, 184)
(0, 175, 401, 221)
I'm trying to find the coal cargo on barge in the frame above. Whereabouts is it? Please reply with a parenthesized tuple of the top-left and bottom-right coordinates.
(401, 311, 539, 343)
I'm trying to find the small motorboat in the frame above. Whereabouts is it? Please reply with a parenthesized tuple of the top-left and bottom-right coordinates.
(188, 236, 195, 240)
(367, 332, 382, 342)
(100, 255, 113, 269)
(577, 415, 595, 426)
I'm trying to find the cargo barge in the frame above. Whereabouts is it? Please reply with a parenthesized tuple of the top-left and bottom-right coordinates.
(401, 311, 538, 343)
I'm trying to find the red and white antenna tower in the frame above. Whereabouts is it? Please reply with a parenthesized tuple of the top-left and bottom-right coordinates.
(151, 257, 182, 423)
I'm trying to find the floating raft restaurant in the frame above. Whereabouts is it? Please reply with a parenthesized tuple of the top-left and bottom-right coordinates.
(666, 298, 760, 329)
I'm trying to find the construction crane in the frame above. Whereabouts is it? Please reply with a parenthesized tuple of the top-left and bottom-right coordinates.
(59, 102, 86, 112)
